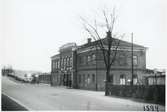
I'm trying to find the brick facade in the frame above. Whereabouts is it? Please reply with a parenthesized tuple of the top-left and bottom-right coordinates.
(51, 38, 152, 90)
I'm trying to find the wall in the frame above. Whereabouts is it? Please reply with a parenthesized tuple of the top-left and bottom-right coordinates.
(38, 74, 51, 84)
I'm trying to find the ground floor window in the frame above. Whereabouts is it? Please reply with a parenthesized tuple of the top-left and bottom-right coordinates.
(120, 74, 126, 85)
(133, 74, 138, 85)
(108, 74, 113, 84)
(87, 74, 90, 84)
(82, 74, 85, 86)
(78, 74, 81, 83)
(92, 74, 95, 83)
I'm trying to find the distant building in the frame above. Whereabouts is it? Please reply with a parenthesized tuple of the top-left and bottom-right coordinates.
(144, 69, 166, 85)
(51, 38, 165, 90)
(1, 67, 14, 76)
(38, 73, 51, 84)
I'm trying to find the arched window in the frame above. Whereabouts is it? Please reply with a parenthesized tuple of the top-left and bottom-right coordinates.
(120, 74, 126, 85)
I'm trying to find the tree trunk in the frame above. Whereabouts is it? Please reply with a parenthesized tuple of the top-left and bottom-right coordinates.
(105, 68, 110, 96)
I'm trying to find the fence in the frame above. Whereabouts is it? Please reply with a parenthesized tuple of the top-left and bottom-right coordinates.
(106, 83, 165, 105)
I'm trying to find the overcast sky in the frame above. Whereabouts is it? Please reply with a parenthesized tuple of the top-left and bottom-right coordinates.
(1, 0, 167, 72)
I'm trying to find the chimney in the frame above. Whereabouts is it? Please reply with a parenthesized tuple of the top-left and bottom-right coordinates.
(87, 38, 92, 44)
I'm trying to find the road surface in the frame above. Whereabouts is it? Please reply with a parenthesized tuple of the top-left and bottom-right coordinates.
(2, 94, 28, 111)
(2, 76, 165, 111)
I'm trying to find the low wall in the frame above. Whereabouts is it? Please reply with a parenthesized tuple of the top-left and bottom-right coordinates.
(106, 83, 165, 105)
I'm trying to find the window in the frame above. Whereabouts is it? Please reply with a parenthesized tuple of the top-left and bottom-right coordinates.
(92, 74, 95, 83)
(92, 54, 96, 64)
(108, 74, 113, 83)
(87, 55, 91, 63)
(67, 57, 70, 66)
(55, 61, 58, 69)
(133, 56, 138, 65)
(79, 56, 84, 64)
(69, 57, 72, 66)
(120, 74, 126, 85)
(57, 60, 60, 68)
(78, 74, 81, 83)
(92, 54, 96, 61)
(83, 74, 85, 86)
(133, 74, 138, 85)
(87, 74, 90, 84)
(63, 58, 66, 66)
(118, 55, 126, 66)
(52, 61, 56, 69)
(61, 58, 63, 67)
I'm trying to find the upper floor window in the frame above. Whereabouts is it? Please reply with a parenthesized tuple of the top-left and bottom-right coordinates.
(87, 55, 91, 62)
(55, 61, 57, 69)
(53, 60, 60, 69)
(63, 58, 66, 66)
(57, 60, 60, 68)
(79, 56, 84, 64)
(92, 54, 96, 61)
(119, 56, 126, 66)
(133, 55, 138, 65)
(52, 61, 56, 69)
(66, 57, 68, 66)
(61, 58, 64, 68)
(69, 57, 72, 66)
(91, 54, 96, 65)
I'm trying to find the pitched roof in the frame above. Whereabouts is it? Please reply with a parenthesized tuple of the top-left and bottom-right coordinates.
(78, 37, 145, 50)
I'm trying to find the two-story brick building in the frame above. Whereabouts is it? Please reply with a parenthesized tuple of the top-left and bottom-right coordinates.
(51, 37, 150, 90)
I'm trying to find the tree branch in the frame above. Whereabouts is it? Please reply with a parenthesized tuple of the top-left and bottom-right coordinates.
(109, 34, 125, 68)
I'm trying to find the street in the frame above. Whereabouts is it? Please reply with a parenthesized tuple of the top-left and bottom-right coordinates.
(2, 94, 28, 111)
(2, 76, 165, 111)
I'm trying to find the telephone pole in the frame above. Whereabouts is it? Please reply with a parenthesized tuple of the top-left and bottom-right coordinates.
(131, 33, 134, 86)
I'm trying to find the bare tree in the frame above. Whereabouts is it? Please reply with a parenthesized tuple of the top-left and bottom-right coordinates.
(81, 9, 124, 95)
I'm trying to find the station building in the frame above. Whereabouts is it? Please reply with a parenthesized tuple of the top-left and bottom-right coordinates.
(50, 37, 158, 90)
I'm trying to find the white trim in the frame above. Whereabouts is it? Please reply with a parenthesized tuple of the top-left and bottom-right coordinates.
(77, 46, 146, 54)
(51, 56, 60, 60)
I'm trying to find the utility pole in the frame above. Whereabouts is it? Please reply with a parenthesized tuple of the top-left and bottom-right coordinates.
(95, 44, 98, 91)
(131, 33, 134, 86)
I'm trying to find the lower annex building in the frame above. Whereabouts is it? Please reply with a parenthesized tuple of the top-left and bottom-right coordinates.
(50, 37, 163, 91)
